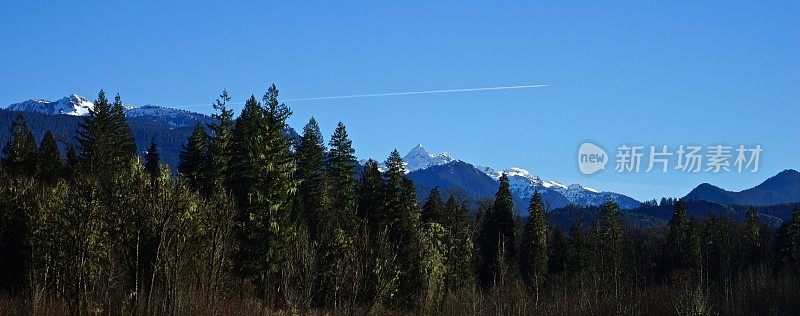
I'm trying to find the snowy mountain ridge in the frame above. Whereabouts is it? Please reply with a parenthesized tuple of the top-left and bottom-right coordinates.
(403, 145, 641, 209)
(6, 94, 208, 128)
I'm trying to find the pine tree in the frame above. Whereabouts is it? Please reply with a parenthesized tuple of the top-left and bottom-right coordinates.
(77, 90, 136, 181)
(144, 140, 160, 180)
(477, 173, 517, 288)
(521, 191, 548, 300)
(421, 187, 444, 224)
(383, 149, 423, 308)
(207, 89, 234, 190)
(742, 207, 763, 265)
(667, 200, 689, 271)
(357, 159, 384, 234)
(566, 217, 588, 276)
(179, 123, 209, 190)
(295, 117, 328, 240)
(37, 131, 63, 184)
(595, 200, 622, 297)
(1, 114, 39, 178)
(441, 194, 475, 292)
(548, 227, 567, 275)
(228, 85, 296, 296)
(327, 122, 358, 233)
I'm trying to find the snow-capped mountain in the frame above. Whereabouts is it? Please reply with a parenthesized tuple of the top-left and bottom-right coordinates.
(7, 94, 95, 116)
(475, 164, 640, 209)
(403, 144, 455, 172)
(402, 145, 640, 209)
(6, 95, 210, 128)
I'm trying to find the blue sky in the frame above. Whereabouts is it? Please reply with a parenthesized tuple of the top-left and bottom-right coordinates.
(1, 1, 798, 201)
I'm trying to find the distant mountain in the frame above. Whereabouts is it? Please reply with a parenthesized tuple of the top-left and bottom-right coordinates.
(2, 95, 299, 168)
(397, 145, 640, 213)
(7, 94, 211, 128)
(684, 169, 800, 206)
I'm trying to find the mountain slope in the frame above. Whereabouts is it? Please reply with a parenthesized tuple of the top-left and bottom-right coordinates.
(684, 169, 800, 206)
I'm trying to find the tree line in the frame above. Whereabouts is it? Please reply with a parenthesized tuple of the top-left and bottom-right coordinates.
(1, 85, 800, 314)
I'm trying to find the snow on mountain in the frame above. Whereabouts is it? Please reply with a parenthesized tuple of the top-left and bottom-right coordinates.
(7, 94, 94, 116)
(6, 95, 210, 128)
(402, 144, 455, 172)
(475, 165, 640, 209)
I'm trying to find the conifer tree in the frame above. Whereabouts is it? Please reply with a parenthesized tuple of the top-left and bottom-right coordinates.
(77, 90, 136, 180)
(1, 114, 39, 178)
(477, 173, 517, 288)
(295, 117, 328, 239)
(383, 149, 424, 308)
(521, 191, 548, 300)
(179, 123, 209, 190)
(228, 85, 296, 295)
(327, 122, 358, 233)
(37, 131, 63, 184)
(207, 89, 234, 189)
(742, 207, 763, 265)
(566, 217, 588, 276)
(421, 187, 444, 224)
(595, 200, 622, 297)
(441, 194, 475, 292)
(667, 200, 689, 271)
(357, 159, 384, 234)
(144, 140, 160, 180)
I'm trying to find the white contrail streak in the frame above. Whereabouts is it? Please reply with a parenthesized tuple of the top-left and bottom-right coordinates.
(282, 84, 548, 102)
(172, 84, 548, 108)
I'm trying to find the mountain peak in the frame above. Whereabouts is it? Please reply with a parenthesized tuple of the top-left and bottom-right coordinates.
(402, 144, 454, 172)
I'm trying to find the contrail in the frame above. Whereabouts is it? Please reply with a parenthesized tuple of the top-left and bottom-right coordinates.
(172, 84, 548, 108)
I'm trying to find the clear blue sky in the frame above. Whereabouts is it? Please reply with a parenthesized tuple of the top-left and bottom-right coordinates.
(1, 1, 798, 201)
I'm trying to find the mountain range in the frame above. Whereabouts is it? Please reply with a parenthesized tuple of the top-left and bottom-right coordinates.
(4, 94, 799, 218)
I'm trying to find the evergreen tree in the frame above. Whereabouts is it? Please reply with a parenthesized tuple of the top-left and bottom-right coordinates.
(667, 200, 689, 271)
(521, 191, 548, 299)
(38, 131, 63, 184)
(179, 123, 209, 190)
(1, 114, 39, 178)
(383, 149, 423, 308)
(421, 187, 444, 224)
(77, 90, 136, 181)
(566, 217, 588, 276)
(477, 173, 517, 288)
(327, 122, 358, 233)
(357, 159, 384, 233)
(144, 140, 160, 180)
(207, 89, 234, 189)
(441, 194, 475, 292)
(228, 85, 296, 295)
(295, 117, 328, 240)
(742, 207, 763, 265)
(595, 200, 622, 297)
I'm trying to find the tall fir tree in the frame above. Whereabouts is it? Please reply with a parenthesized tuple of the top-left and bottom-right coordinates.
(179, 123, 209, 190)
(357, 159, 384, 233)
(1, 114, 39, 178)
(595, 200, 623, 297)
(327, 122, 358, 233)
(667, 200, 689, 271)
(228, 85, 296, 294)
(742, 207, 763, 265)
(295, 117, 328, 240)
(521, 191, 548, 300)
(77, 90, 136, 181)
(38, 130, 63, 184)
(566, 217, 588, 276)
(421, 187, 444, 224)
(207, 89, 234, 190)
(383, 149, 424, 308)
(477, 173, 517, 288)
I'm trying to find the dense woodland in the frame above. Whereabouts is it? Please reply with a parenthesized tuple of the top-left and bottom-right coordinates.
(1, 85, 800, 315)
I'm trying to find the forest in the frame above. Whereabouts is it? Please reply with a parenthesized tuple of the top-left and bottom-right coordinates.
(1, 85, 800, 315)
